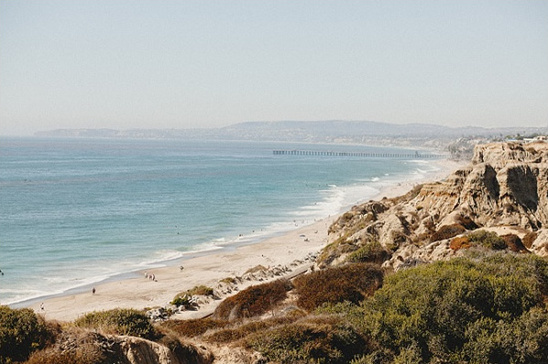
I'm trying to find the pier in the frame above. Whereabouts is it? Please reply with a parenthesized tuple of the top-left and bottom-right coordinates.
(273, 150, 443, 159)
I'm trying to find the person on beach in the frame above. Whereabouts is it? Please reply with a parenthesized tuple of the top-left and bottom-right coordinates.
(92, 287, 96, 295)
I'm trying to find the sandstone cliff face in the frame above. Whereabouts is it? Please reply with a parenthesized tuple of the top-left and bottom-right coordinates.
(324, 141, 548, 270)
(119, 336, 209, 364)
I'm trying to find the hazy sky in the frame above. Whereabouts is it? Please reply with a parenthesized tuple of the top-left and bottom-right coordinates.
(1, 0, 547, 135)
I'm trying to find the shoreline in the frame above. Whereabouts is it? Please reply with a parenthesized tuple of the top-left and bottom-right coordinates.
(11, 222, 319, 309)
(25, 158, 465, 322)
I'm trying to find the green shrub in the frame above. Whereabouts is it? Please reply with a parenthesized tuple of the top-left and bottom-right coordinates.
(294, 263, 383, 311)
(467, 230, 507, 250)
(73, 308, 156, 340)
(245, 316, 369, 364)
(171, 294, 192, 308)
(350, 348, 394, 364)
(315, 300, 361, 314)
(357, 254, 548, 363)
(187, 285, 214, 296)
(346, 242, 389, 264)
(213, 279, 292, 320)
(462, 307, 548, 363)
(0, 306, 56, 364)
(220, 277, 237, 285)
(171, 285, 215, 308)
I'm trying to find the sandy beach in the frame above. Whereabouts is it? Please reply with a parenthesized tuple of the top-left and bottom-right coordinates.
(29, 159, 465, 322)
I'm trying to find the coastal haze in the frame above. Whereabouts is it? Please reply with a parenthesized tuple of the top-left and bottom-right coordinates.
(36, 119, 548, 145)
(1, 1, 547, 136)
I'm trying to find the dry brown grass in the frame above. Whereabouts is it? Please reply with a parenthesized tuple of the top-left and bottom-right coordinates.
(24, 330, 115, 364)
(450, 236, 472, 251)
(25, 347, 107, 364)
(293, 263, 383, 311)
(431, 224, 466, 242)
(455, 215, 479, 230)
(522, 231, 539, 249)
(213, 279, 293, 320)
(501, 234, 528, 253)
(158, 318, 228, 338)
(204, 314, 304, 344)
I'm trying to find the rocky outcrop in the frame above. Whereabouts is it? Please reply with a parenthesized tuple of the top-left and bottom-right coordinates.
(324, 141, 548, 270)
(119, 336, 212, 364)
(45, 330, 213, 364)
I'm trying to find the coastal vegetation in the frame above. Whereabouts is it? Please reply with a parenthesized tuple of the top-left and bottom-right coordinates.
(345, 241, 389, 264)
(171, 285, 216, 308)
(244, 315, 367, 364)
(5, 253, 548, 364)
(73, 308, 157, 340)
(2, 253, 548, 363)
(293, 263, 383, 311)
(213, 278, 292, 320)
(352, 254, 548, 363)
(0, 307, 57, 364)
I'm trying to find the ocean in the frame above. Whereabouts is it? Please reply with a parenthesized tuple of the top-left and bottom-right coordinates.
(0, 137, 439, 305)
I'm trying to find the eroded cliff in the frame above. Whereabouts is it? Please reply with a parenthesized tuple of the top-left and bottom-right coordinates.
(324, 141, 548, 270)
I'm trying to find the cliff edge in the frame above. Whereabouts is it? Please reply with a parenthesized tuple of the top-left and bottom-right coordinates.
(324, 141, 548, 270)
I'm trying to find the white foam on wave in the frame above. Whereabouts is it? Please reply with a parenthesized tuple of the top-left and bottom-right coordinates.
(292, 186, 346, 218)
(292, 182, 381, 222)
(180, 242, 225, 255)
(300, 158, 444, 220)
(6, 249, 191, 306)
(408, 160, 441, 178)
(364, 159, 443, 196)
(1, 289, 52, 306)
(138, 249, 186, 266)
(4, 270, 115, 306)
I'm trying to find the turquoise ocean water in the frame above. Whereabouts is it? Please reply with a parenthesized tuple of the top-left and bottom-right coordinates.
(0, 137, 439, 305)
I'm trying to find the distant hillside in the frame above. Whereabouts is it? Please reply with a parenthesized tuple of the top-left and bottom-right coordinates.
(35, 120, 548, 150)
(219, 120, 548, 142)
(221, 120, 464, 138)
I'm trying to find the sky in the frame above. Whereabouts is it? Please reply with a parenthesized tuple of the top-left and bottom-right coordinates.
(1, 0, 547, 136)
